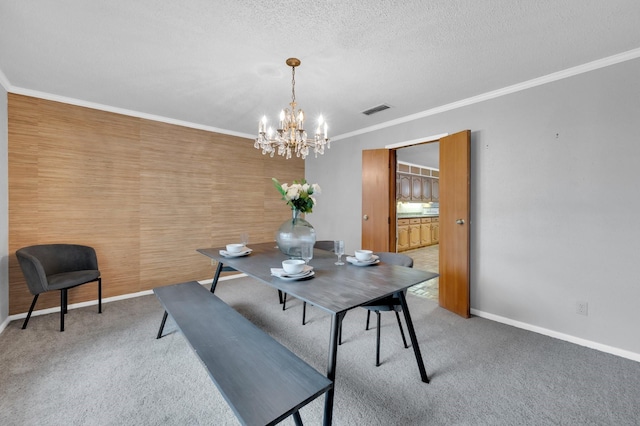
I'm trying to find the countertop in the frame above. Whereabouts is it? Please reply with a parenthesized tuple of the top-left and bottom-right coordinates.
(397, 213, 439, 219)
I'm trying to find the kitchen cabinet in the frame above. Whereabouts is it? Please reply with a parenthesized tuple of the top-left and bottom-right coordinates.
(422, 177, 432, 201)
(409, 218, 421, 248)
(396, 162, 439, 202)
(398, 174, 411, 201)
(431, 217, 439, 243)
(410, 176, 422, 201)
(431, 178, 439, 202)
(420, 218, 432, 246)
(397, 219, 410, 251)
(397, 216, 439, 251)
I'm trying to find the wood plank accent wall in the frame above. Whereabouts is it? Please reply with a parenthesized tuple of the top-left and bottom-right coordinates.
(7, 94, 304, 315)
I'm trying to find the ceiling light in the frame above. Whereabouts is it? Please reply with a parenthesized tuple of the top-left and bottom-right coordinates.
(255, 58, 330, 160)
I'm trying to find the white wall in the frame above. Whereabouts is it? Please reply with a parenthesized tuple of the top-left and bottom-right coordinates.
(0, 80, 8, 329)
(306, 57, 640, 359)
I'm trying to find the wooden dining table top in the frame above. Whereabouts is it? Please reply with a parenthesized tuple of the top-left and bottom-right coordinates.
(197, 242, 439, 315)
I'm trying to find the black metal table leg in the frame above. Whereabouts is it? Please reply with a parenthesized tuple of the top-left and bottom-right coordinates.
(397, 291, 430, 383)
(292, 410, 303, 426)
(210, 262, 224, 293)
(156, 311, 168, 339)
(323, 311, 345, 426)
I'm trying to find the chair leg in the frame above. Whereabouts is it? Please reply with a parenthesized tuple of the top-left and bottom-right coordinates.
(98, 277, 102, 314)
(302, 302, 307, 325)
(366, 310, 372, 330)
(60, 289, 67, 332)
(22, 294, 39, 330)
(156, 311, 168, 339)
(395, 310, 409, 348)
(375, 311, 381, 366)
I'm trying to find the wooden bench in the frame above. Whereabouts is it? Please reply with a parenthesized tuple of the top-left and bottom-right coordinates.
(154, 281, 332, 426)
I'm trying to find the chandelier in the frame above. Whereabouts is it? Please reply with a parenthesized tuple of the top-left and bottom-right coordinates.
(255, 58, 330, 160)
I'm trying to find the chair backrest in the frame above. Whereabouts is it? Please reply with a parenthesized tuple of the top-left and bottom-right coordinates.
(314, 240, 335, 252)
(16, 244, 99, 295)
(375, 252, 413, 268)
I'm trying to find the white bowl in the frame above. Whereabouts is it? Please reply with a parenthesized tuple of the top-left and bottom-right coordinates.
(226, 243, 245, 253)
(282, 259, 305, 274)
(354, 249, 373, 261)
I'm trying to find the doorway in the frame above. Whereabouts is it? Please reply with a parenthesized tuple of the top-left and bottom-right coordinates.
(361, 130, 470, 317)
(396, 142, 440, 301)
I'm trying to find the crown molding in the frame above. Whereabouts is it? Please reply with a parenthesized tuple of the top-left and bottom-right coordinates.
(4, 47, 640, 143)
(333, 47, 640, 142)
(7, 86, 256, 140)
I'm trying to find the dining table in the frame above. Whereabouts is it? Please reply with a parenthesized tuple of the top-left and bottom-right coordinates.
(197, 242, 439, 426)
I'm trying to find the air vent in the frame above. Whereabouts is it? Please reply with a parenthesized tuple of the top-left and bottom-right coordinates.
(362, 104, 391, 116)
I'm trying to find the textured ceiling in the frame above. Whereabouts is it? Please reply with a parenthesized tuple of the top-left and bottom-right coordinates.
(1, 0, 640, 140)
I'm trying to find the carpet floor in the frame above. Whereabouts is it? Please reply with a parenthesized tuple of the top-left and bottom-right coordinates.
(1, 276, 639, 425)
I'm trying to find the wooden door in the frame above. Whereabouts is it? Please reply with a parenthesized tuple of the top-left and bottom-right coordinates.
(362, 149, 396, 252)
(439, 130, 471, 317)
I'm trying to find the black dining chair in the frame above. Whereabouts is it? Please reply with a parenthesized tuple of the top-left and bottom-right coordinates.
(340, 252, 413, 366)
(281, 240, 334, 324)
(16, 244, 102, 332)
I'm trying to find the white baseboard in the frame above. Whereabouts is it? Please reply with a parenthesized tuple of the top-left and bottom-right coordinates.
(4, 274, 247, 326)
(470, 308, 640, 363)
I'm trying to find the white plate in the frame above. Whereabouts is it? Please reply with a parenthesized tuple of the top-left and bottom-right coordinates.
(346, 256, 380, 266)
(219, 248, 252, 257)
(346, 254, 379, 264)
(274, 270, 315, 281)
(271, 265, 313, 278)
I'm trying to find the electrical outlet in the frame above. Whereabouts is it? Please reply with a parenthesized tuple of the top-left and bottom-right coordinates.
(576, 301, 588, 316)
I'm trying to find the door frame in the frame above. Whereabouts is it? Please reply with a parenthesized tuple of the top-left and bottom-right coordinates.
(365, 131, 470, 318)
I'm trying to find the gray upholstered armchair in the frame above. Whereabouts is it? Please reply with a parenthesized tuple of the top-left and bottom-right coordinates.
(16, 244, 102, 331)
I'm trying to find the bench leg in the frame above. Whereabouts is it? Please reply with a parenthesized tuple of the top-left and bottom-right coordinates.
(156, 311, 168, 339)
(292, 410, 303, 426)
(22, 294, 39, 330)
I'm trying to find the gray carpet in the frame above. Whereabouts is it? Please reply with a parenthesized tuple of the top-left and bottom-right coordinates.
(1, 276, 639, 425)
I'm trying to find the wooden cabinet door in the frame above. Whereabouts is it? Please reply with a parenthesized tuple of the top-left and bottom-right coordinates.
(422, 177, 432, 201)
(410, 176, 422, 201)
(431, 178, 440, 202)
(362, 149, 396, 252)
(420, 223, 432, 245)
(431, 222, 439, 243)
(397, 223, 410, 251)
(399, 174, 411, 201)
(409, 224, 421, 248)
(439, 130, 470, 318)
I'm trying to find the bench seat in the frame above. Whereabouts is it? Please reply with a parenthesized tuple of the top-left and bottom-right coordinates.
(154, 281, 332, 426)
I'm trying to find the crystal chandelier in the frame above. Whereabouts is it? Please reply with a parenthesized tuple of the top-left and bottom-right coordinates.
(255, 58, 330, 160)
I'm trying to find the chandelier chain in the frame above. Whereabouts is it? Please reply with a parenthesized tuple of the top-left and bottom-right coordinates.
(291, 66, 296, 105)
